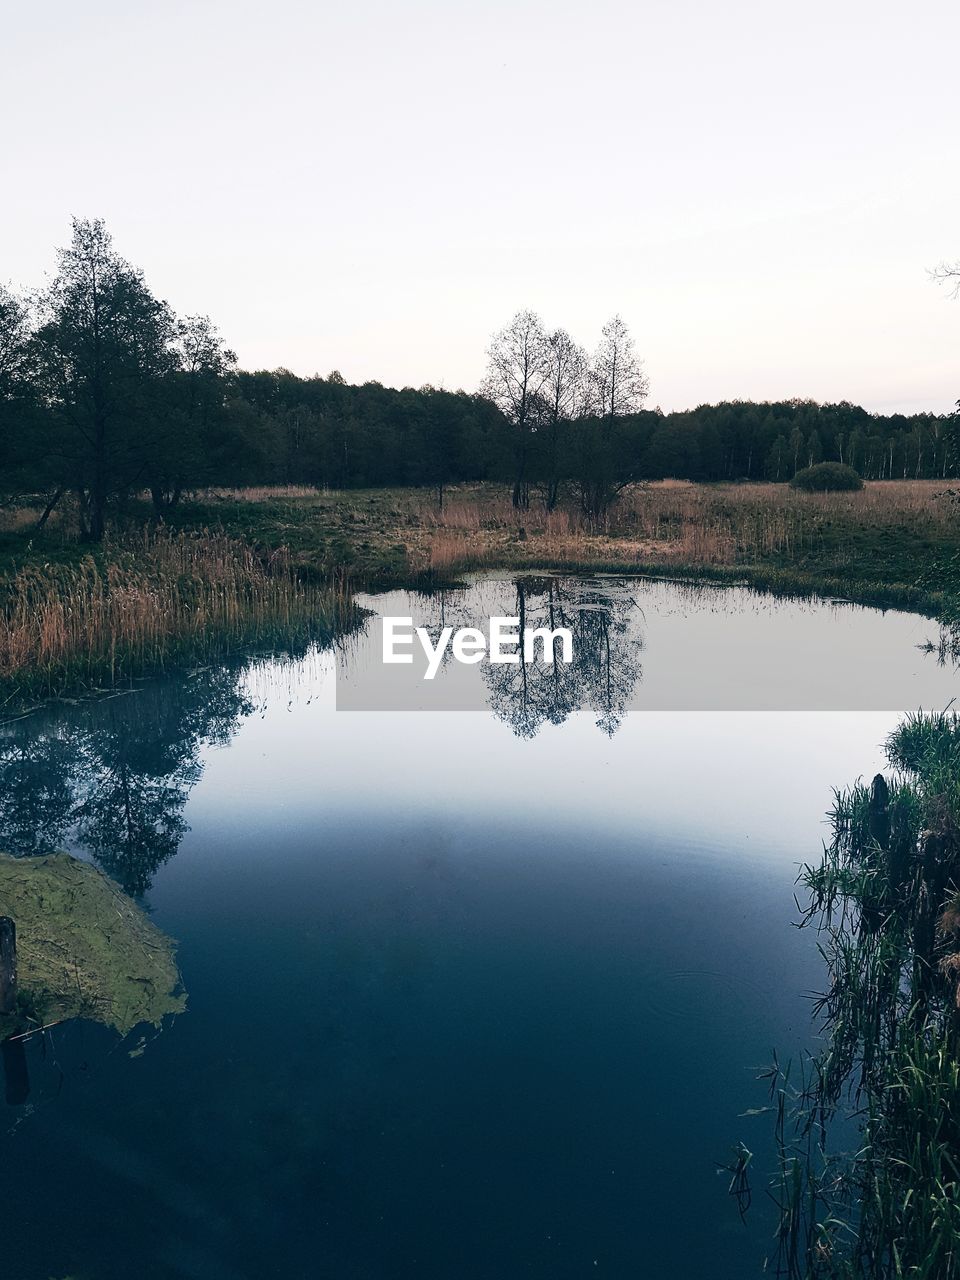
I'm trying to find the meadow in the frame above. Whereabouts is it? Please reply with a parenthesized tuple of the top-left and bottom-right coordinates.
(0, 478, 955, 705)
(160, 479, 955, 605)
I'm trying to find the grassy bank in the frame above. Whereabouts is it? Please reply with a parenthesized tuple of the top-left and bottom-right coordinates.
(0, 527, 356, 709)
(161, 479, 957, 613)
(757, 711, 960, 1278)
(0, 479, 954, 702)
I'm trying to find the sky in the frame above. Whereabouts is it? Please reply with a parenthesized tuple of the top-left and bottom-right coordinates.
(3, 0, 959, 414)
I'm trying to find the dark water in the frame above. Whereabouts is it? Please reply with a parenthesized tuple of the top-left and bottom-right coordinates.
(1, 577, 956, 1280)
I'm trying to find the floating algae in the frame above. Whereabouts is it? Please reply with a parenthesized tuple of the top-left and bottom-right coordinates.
(0, 852, 186, 1041)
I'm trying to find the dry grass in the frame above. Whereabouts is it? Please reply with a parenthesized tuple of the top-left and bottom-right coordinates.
(0, 506, 46, 533)
(380, 480, 953, 581)
(0, 528, 354, 702)
(1, 478, 950, 704)
(193, 484, 329, 502)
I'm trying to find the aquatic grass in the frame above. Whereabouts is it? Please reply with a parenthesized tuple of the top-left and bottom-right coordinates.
(0, 528, 356, 705)
(887, 711, 960, 776)
(752, 711, 960, 1278)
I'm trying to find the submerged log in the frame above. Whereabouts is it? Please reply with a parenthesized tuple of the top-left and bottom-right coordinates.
(0, 917, 15, 1016)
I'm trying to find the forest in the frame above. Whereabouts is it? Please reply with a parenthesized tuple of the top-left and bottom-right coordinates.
(1, 219, 957, 540)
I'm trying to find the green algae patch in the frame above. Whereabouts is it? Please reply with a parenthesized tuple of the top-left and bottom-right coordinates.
(0, 852, 186, 1041)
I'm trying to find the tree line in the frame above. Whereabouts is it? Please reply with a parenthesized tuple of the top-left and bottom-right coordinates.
(1, 219, 956, 540)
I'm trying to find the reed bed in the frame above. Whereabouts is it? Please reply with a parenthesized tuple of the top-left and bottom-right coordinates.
(2, 479, 951, 696)
(389, 480, 954, 582)
(0, 529, 355, 704)
(754, 711, 960, 1278)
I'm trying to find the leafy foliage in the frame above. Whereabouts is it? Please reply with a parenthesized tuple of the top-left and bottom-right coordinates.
(790, 462, 865, 492)
(753, 712, 960, 1278)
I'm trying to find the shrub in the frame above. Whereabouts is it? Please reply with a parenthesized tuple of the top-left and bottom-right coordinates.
(790, 461, 864, 492)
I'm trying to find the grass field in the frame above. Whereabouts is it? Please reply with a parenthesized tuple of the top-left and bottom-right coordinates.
(153, 478, 957, 611)
(0, 478, 955, 702)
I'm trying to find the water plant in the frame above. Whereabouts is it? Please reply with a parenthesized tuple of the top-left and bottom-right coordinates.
(757, 711, 960, 1278)
(0, 527, 357, 706)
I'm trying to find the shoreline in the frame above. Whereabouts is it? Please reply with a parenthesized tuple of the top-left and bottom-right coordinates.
(1, 480, 954, 708)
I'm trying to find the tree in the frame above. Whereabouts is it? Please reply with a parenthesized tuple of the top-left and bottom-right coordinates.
(0, 287, 33, 491)
(30, 218, 177, 540)
(147, 314, 237, 515)
(0, 286, 32, 420)
(573, 316, 650, 521)
(540, 328, 588, 509)
(589, 315, 649, 422)
(567, 413, 647, 522)
(807, 429, 824, 467)
(788, 426, 804, 477)
(481, 309, 549, 508)
(931, 259, 960, 296)
(766, 434, 787, 481)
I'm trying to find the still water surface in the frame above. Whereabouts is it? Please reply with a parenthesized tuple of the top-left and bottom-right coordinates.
(1, 576, 956, 1280)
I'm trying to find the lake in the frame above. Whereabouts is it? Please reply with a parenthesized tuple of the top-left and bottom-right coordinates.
(1, 575, 956, 1280)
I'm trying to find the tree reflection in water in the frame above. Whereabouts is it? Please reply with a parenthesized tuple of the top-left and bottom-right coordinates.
(413, 575, 643, 738)
(0, 580, 644, 893)
(483, 577, 643, 737)
(0, 665, 256, 895)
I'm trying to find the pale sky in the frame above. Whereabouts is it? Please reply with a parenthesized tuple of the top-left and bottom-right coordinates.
(4, 0, 959, 413)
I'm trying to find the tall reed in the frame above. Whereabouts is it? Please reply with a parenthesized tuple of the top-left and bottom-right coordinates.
(398, 479, 953, 583)
(0, 528, 355, 703)
(756, 712, 960, 1278)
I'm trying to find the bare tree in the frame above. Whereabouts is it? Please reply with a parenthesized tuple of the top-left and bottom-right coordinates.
(541, 328, 588, 509)
(569, 316, 650, 523)
(481, 309, 549, 508)
(931, 260, 960, 297)
(590, 314, 649, 422)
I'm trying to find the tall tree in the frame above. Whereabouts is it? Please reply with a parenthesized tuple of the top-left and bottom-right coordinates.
(0, 286, 35, 490)
(541, 328, 588, 510)
(573, 315, 650, 521)
(766, 434, 787, 481)
(147, 314, 237, 515)
(481, 309, 549, 508)
(806, 428, 824, 467)
(31, 219, 177, 540)
(0, 286, 31, 413)
(589, 314, 649, 423)
(789, 426, 804, 476)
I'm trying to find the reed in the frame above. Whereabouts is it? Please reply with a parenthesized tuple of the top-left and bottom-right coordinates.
(754, 711, 960, 1278)
(2, 479, 954, 695)
(0, 528, 355, 704)
(391, 480, 954, 595)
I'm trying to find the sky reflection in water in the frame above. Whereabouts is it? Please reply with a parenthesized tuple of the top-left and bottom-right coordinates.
(0, 577, 957, 1280)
